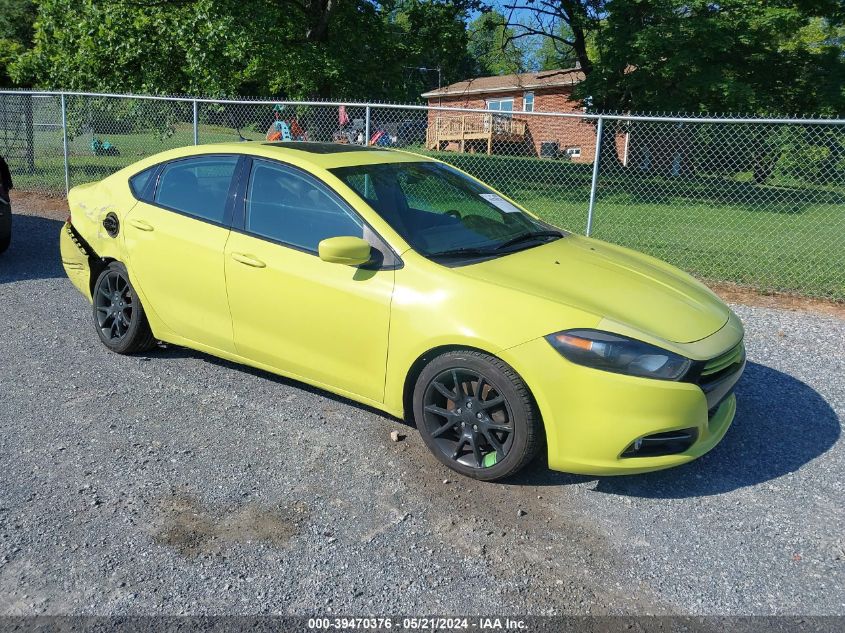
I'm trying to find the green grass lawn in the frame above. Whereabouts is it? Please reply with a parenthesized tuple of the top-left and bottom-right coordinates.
(13, 122, 250, 191)
(8, 125, 845, 300)
(421, 151, 845, 301)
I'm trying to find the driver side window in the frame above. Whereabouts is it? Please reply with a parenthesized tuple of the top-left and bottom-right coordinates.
(245, 159, 363, 252)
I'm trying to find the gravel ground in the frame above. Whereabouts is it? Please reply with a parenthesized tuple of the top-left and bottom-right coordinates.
(0, 197, 843, 616)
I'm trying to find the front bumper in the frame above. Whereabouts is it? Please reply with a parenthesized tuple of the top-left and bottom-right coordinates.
(502, 335, 744, 475)
(60, 222, 93, 300)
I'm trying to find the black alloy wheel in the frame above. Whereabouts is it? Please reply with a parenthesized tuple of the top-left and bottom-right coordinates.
(422, 367, 514, 469)
(413, 350, 542, 481)
(92, 262, 156, 354)
(95, 268, 134, 341)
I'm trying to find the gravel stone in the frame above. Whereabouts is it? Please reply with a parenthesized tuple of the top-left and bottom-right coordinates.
(0, 203, 843, 615)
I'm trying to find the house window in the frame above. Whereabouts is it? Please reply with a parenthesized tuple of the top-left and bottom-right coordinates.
(486, 98, 514, 117)
(523, 92, 534, 112)
(565, 147, 582, 158)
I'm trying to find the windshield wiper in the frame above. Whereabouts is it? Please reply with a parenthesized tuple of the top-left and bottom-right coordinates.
(494, 230, 563, 251)
(429, 230, 563, 260)
(429, 246, 499, 259)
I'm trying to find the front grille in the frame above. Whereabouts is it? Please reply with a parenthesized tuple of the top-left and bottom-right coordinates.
(701, 342, 745, 380)
(695, 341, 746, 412)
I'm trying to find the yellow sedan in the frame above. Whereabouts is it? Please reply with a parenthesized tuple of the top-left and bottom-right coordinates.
(60, 142, 745, 481)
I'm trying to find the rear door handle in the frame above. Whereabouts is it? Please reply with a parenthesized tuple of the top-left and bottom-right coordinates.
(128, 219, 154, 232)
(231, 252, 266, 268)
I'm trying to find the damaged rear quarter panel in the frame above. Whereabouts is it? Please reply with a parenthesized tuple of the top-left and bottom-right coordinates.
(68, 177, 137, 264)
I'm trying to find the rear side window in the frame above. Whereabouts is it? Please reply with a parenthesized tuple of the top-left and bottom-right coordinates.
(154, 156, 239, 224)
(245, 159, 363, 252)
(129, 167, 156, 200)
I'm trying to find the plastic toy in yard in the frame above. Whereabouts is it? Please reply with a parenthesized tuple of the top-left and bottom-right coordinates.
(266, 104, 305, 141)
(333, 105, 362, 144)
(368, 129, 395, 147)
(267, 120, 292, 141)
(91, 137, 120, 156)
(334, 105, 397, 146)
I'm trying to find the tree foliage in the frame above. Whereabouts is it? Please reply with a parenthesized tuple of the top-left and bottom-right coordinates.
(466, 10, 525, 75)
(4, 0, 844, 114)
(588, 1, 845, 115)
(9, 0, 479, 100)
(502, 0, 845, 115)
(0, 0, 37, 85)
(532, 23, 578, 71)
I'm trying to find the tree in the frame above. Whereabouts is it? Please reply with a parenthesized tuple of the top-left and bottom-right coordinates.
(502, 1, 600, 77)
(388, 2, 473, 99)
(532, 23, 578, 70)
(501, 0, 845, 115)
(10, 0, 480, 100)
(0, 0, 37, 86)
(466, 10, 525, 76)
(584, 1, 845, 115)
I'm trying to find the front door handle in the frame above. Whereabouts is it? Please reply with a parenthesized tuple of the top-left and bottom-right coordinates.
(231, 252, 266, 268)
(128, 219, 154, 232)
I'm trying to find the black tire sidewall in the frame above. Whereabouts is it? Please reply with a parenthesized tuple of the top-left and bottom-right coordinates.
(92, 262, 147, 354)
(413, 351, 536, 481)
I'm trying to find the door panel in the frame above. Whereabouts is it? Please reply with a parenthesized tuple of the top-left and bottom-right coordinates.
(225, 232, 393, 401)
(125, 202, 235, 352)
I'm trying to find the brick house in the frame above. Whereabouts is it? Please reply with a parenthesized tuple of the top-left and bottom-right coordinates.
(421, 67, 624, 163)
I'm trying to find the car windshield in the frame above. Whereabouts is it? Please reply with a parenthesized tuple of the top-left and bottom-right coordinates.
(330, 161, 562, 260)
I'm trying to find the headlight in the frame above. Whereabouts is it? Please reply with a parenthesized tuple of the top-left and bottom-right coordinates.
(545, 329, 691, 381)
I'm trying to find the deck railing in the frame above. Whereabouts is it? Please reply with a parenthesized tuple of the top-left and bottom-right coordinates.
(429, 113, 526, 137)
(426, 114, 527, 149)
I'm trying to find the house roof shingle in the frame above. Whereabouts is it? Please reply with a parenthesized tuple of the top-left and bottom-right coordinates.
(421, 67, 584, 99)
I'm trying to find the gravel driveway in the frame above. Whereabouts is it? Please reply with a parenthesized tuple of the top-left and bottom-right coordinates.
(0, 196, 843, 616)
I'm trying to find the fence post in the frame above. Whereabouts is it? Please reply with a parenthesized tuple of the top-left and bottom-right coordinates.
(61, 93, 70, 196)
(192, 100, 199, 145)
(364, 105, 371, 146)
(24, 94, 35, 173)
(586, 115, 604, 237)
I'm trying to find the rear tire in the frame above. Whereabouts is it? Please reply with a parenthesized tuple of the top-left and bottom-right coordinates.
(92, 262, 156, 354)
(412, 350, 542, 481)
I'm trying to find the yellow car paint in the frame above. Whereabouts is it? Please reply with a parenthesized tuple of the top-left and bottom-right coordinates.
(318, 235, 373, 265)
(124, 199, 237, 353)
(60, 223, 93, 299)
(224, 229, 394, 402)
(60, 142, 744, 476)
(497, 335, 738, 474)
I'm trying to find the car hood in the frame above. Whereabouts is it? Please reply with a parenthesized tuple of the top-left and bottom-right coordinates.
(454, 235, 730, 344)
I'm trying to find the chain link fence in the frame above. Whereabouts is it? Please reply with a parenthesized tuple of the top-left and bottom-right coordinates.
(1, 90, 843, 300)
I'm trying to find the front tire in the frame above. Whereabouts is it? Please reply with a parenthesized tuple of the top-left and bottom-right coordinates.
(92, 262, 155, 354)
(412, 350, 542, 481)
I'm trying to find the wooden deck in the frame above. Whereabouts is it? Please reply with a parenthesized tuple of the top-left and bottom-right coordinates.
(426, 114, 527, 154)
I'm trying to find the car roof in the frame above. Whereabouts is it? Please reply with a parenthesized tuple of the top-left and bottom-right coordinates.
(174, 141, 434, 170)
(109, 141, 438, 186)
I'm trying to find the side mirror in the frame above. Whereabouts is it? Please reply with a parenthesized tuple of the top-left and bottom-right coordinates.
(318, 236, 372, 266)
